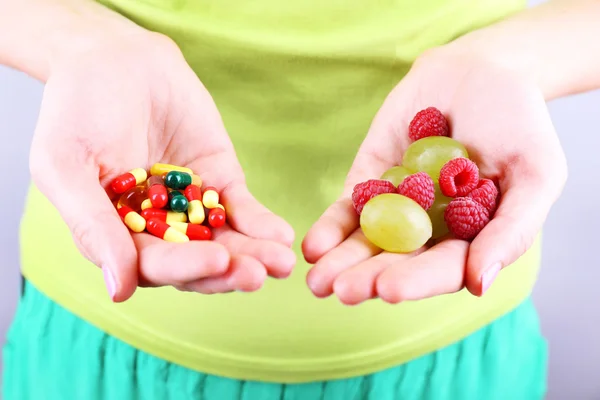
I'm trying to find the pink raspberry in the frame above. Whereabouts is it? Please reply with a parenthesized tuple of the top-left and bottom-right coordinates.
(439, 157, 479, 197)
(444, 197, 490, 240)
(397, 172, 435, 210)
(408, 107, 450, 142)
(467, 179, 499, 215)
(352, 179, 397, 215)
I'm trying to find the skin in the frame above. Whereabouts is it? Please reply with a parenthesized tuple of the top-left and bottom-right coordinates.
(0, 0, 598, 304)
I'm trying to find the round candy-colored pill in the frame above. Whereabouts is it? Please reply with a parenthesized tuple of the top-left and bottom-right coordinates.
(146, 175, 168, 208)
(167, 222, 212, 241)
(146, 219, 189, 242)
(111, 168, 147, 194)
(141, 208, 187, 223)
(117, 185, 148, 212)
(208, 207, 226, 228)
(202, 186, 220, 209)
(150, 163, 193, 176)
(141, 199, 153, 210)
(117, 205, 146, 233)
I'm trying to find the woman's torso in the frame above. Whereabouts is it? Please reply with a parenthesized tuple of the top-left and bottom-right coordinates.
(19, 0, 539, 383)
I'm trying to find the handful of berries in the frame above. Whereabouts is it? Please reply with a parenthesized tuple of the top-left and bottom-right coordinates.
(352, 107, 499, 253)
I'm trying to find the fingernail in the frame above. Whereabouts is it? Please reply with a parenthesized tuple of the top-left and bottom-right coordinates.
(481, 263, 502, 295)
(102, 265, 117, 301)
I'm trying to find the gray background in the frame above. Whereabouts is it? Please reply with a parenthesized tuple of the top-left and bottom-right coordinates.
(0, 2, 599, 397)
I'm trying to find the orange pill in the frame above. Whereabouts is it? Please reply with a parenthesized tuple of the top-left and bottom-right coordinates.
(207, 207, 226, 228)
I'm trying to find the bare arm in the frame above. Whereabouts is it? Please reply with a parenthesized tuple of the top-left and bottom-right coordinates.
(0, 0, 152, 82)
(442, 0, 600, 100)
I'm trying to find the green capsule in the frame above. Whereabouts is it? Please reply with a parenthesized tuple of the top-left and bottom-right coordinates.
(165, 171, 192, 190)
(168, 190, 189, 212)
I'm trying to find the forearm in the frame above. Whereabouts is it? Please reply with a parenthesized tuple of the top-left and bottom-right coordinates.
(0, 0, 148, 82)
(444, 0, 600, 100)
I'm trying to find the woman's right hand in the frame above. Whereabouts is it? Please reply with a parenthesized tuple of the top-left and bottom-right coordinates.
(29, 31, 296, 302)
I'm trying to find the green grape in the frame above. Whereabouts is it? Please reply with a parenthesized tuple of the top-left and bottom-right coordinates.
(402, 137, 468, 181)
(380, 165, 413, 186)
(428, 184, 452, 239)
(360, 193, 432, 253)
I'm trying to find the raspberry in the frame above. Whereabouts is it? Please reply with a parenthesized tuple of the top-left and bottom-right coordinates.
(408, 107, 450, 142)
(397, 172, 435, 210)
(438, 157, 479, 197)
(352, 179, 397, 215)
(444, 197, 490, 240)
(467, 179, 499, 215)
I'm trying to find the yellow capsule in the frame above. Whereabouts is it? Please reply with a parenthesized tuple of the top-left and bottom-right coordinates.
(117, 206, 146, 233)
(202, 186, 220, 209)
(163, 227, 189, 243)
(192, 174, 203, 186)
(167, 211, 188, 223)
(150, 163, 193, 176)
(187, 200, 205, 224)
(215, 204, 225, 211)
(141, 199, 152, 210)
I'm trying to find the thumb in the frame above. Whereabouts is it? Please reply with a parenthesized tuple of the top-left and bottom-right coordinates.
(30, 145, 139, 303)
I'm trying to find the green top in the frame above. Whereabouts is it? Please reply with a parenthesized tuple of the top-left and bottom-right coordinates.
(20, 0, 539, 383)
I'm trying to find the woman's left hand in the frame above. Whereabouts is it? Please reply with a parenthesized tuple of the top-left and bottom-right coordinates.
(302, 47, 567, 305)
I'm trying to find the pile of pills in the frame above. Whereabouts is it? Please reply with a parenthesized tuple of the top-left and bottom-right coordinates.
(111, 163, 226, 242)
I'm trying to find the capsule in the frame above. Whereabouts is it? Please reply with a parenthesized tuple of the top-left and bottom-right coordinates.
(117, 185, 148, 212)
(165, 171, 193, 190)
(183, 185, 205, 224)
(117, 206, 146, 233)
(208, 207, 226, 228)
(167, 222, 212, 241)
(146, 175, 168, 208)
(191, 174, 203, 186)
(146, 219, 189, 243)
(168, 190, 189, 212)
(202, 186, 220, 209)
(150, 163, 193, 176)
(111, 168, 147, 194)
(141, 199, 153, 210)
(141, 208, 187, 223)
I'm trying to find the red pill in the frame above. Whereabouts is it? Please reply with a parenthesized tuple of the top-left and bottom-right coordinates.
(141, 208, 187, 223)
(146, 219, 189, 242)
(111, 168, 147, 194)
(208, 207, 226, 228)
(147, 175, 168, 208)
(184, 185, 202, 201)
(117, 205, 146, 233)
(168, 222, 212, 241)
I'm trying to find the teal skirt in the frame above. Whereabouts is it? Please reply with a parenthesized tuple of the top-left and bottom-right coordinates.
(2, 281, 548, 400)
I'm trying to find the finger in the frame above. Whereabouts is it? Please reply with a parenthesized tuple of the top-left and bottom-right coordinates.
(133, 234, 230, 286)
(465, 178, 560, 296)
(302, 198, 359, 264)
(332, 252, 416, 305)
(376, 239, 468, 304)
(302, 153, 391, 263)
(306, 230, 381, 298)
(222, 183, 295, 246)
(179, 255, 267, 294)
(212, 226, 296, 279)
(302, 105, 409, 264)
(30, 143, 139, 303)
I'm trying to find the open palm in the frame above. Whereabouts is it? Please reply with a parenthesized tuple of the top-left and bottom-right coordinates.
(303, 50, 567, 305)
(30, 35, 295, 302)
